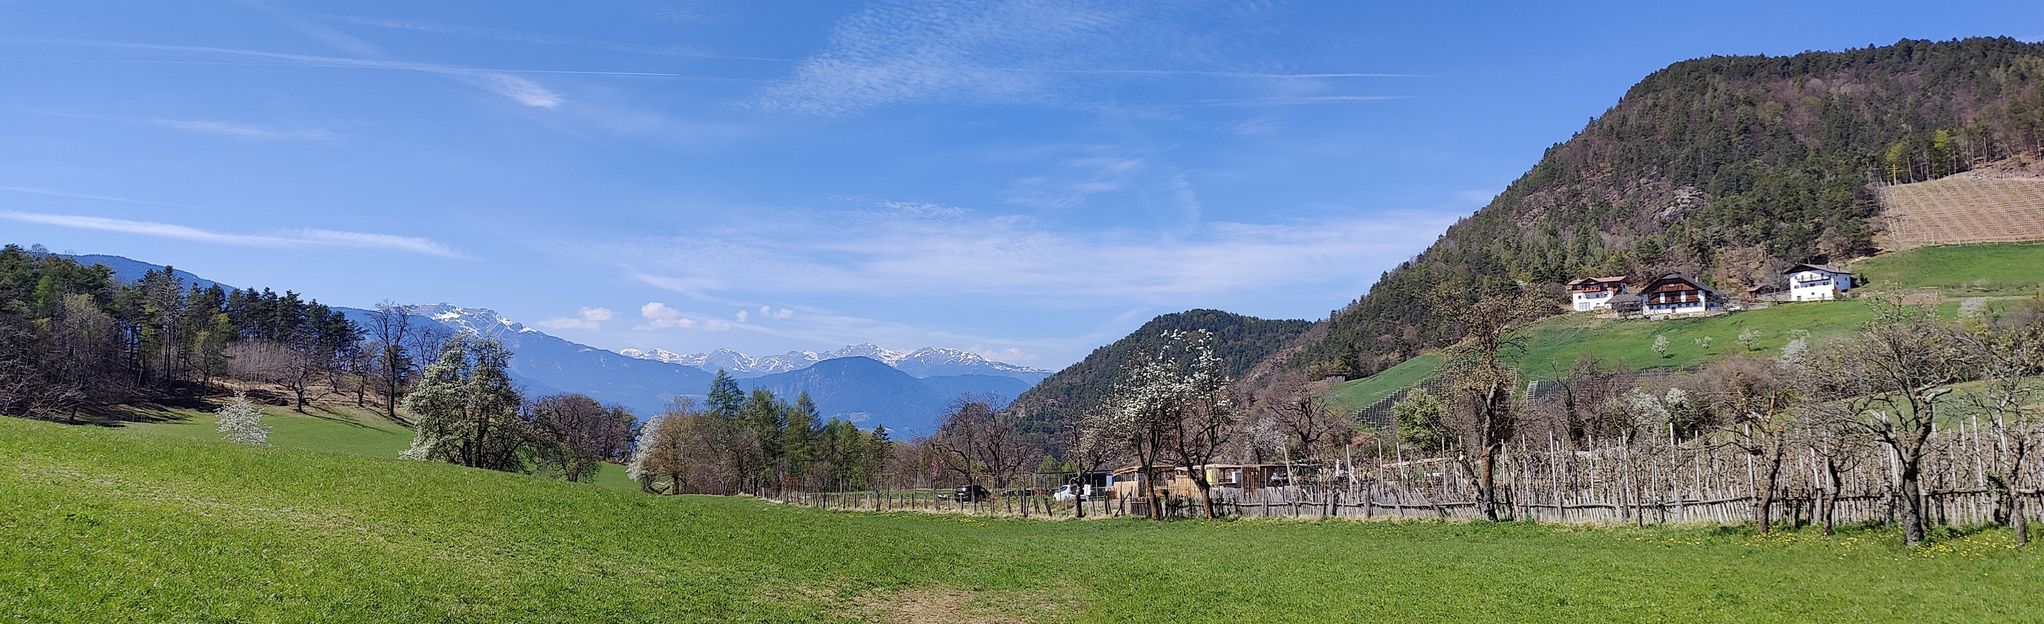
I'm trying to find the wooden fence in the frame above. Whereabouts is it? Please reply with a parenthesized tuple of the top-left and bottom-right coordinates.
(774, 423, 2043, 528)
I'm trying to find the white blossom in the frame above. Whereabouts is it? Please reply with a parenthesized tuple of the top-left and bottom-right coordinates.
(215, 391, 269, 445)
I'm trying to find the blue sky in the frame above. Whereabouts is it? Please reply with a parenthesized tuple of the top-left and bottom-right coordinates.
(3, 1, 2040, 367)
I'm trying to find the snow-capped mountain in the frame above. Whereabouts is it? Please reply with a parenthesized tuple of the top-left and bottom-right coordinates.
(622, 343, 1050, 383)
(70, 252, 1045, 433)
(419, 304, 541, 336)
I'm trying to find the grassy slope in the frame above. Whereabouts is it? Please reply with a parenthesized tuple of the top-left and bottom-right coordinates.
(4, 417, 2040, 623)
(116, 401, 637, 491)
(1322, 353, 1443, 412)
(1322, 242, 2044, 406)
(1854, 242, 2044, 297)
(1511, 300, 1881, 380)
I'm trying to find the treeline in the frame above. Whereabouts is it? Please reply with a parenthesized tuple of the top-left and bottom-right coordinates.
(630, 370, 893, 495)
(1294, 37, 2044, 380)
(0, 245, 360, 418)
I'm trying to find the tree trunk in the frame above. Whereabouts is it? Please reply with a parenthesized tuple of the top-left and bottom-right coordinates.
(1899, 463, 1928, 547)
(1755, 446, 1786, 535)
(1821, 460, 1842, 536)
(1477, 445, 1500, 522)
(2016, 497, 2029, 548)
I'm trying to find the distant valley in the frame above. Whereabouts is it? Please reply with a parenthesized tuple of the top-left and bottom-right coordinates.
(66, 254, 1044, 435)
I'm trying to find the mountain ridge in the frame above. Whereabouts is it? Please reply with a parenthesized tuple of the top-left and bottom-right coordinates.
(1266, 37, 2044, 386)
(618, 344, 1048, 382)
(61, 253, 1035, 432)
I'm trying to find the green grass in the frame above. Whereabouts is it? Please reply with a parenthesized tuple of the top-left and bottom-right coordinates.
(1322, 353, 1442, 412)
(1512, 299, 1882, 379)
(3, 417, 2040, 623)
(1855, 242, 2044, 297)
(114, 401, 638, 491)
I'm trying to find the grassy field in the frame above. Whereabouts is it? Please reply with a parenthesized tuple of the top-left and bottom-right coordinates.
(1510, 299, 1883, 379)
(110, 398, 638, 491)
(1855, 242, 2044, 297)
(3, 416, 2040, 623)
(1320, 299, 1884, 409)
(1318, 243, 2044, 405)
(1321, 353, 1442, 412)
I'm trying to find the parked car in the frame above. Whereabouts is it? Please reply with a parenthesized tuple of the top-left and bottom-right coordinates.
(954, 484, 990, 502)
(1052, 484, 1092, 503)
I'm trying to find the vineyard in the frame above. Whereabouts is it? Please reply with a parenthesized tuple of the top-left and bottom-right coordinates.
(1878, 177, 2044, 248)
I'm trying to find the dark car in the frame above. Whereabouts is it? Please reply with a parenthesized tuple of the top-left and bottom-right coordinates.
(953, 485, 990, 502)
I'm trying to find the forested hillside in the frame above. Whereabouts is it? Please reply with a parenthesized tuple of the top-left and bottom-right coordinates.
(0, 245, 361, 419)
(1013, 309, 1309, 432)
(1283, 37, 2044, 381)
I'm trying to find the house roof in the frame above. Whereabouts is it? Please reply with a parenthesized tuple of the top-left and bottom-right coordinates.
(1643, 274, 1717, 295)
(1567, 276, 1628, 285)
(1783, 263, 1852, 275)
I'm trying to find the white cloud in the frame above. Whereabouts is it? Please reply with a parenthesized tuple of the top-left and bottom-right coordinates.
(735, 309, 750, 323)
(149, 119, 340, 141)
(772, 307, 794, 319)
(758, 1, 1415, 115)
(55, 41, 572, 109)
(637, 301, 700, 329)
(612, 208, 1455, 305)
(535, 306, 613, 331)
(879, 200, 967, 219)
(1174, 95, 1410, 107)
(0, 211, 463, 258)
(297, 229, 462, 258)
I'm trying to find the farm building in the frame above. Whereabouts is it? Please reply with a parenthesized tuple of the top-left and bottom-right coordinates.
(1783, 263, 1853, 301)
(1640, 274, 1719, 317)
(1567, 276, 1629, 311)
(1108, 463, 1314, 500)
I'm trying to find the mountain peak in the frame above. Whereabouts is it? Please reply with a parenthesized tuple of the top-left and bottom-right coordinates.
(417, 304, 537, 335)
(620, 343, 1049, 380)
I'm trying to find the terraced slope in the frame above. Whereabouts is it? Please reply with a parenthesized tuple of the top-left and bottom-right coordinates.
(1878, 177, 2044, 248)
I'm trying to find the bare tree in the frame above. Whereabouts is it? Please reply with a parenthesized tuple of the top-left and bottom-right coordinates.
(1434, 288, 1551, 521)
(365, 302, 418, 422)
(1700, 357, 1805, 534)
(1255, 376, 1346, 469)
(1958, 310, 2044, 547)
(526, 393, 637, 482)
(1811, 302, 1973, 547)
(931, 396, 1030, 490)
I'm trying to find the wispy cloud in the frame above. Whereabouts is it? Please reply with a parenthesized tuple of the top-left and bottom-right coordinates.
(302, 12, 796, 64)
(758, 0, 1415, 115)
(0, 184, 188, 207)
(610, 208, 1452, 305)
(0, 211, 464, 258)
(6, 108, 340, 142)
(149, 118, 340, 141)
(1175, 95, 1411, 107)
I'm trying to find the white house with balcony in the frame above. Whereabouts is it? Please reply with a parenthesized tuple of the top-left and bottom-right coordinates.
(1641, 274, 1719, 317)
(1784, 263, 1853, 301)
(1567, 276, 1628, 312)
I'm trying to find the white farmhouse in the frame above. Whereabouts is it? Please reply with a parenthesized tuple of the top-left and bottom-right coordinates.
(1641, 274, 1719, 317)
(1783, 263, 1853, 301)
(1567, 276, 1629, 312)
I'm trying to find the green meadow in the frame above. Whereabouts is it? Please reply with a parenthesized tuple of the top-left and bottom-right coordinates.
(1321, 242, 2044, 409)
(2, 416, 2038, 623)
